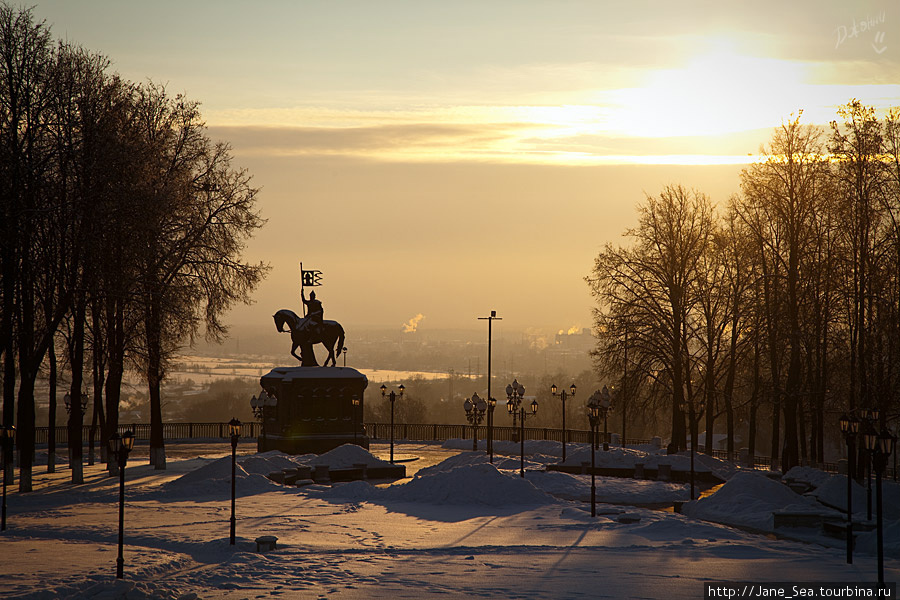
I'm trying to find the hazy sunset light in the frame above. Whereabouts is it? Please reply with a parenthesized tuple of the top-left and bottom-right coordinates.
(27, 1, 900, 332)
(6, 3, 900, 595)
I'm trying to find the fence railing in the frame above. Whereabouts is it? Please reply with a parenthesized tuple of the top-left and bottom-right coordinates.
(33, 421, 261, 444)
(28, 421, 895, 478)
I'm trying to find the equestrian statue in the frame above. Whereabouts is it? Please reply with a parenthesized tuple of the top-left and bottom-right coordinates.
(273, 290, 345, 367)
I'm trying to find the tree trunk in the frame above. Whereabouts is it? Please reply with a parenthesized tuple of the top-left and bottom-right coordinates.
(68, 295, 87, 484)
(147, 293, 166, 470)
(48, 340, 57, 473)
(105, 296, 125, 477)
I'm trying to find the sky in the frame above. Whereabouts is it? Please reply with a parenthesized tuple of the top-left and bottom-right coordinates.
(29, 0, 900, 336)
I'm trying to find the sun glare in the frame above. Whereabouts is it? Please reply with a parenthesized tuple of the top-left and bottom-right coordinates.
(610, 39, 810, 138)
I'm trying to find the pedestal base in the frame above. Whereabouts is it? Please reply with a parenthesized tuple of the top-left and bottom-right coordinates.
(259, 366, 369, 455)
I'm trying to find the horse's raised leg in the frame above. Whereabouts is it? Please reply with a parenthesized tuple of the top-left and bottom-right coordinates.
(290, 342, 302, 363)
(324, 343, 336, 367)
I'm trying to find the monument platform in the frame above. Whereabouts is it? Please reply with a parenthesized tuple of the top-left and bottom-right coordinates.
(258, 366, 369, 455)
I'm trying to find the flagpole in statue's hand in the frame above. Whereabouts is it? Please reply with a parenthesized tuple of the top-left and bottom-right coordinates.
(299, 260, 306, 316)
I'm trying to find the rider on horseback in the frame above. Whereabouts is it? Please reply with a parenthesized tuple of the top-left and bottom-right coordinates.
(301, 290, 324, 338)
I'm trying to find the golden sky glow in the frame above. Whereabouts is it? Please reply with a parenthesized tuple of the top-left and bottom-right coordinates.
(30, 1, 900, 333)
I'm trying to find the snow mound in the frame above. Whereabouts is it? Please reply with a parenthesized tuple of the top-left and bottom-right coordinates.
(381, 463, 557, 506)
(682, 471, 830, 531)
(857, 518, 900, 558)
(441, 438, 563, 458)
(784, 466, 833, 489)
(414, 451, 492, 477)
(317, 480, 378, 501)
(560, 445, 739, 481)
(155, 453, 300, 498)
(313, 444, 395, 469)
(805, 474, 867, 515)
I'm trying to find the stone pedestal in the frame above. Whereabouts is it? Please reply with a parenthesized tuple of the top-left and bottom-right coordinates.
(258, 366, 369, 454)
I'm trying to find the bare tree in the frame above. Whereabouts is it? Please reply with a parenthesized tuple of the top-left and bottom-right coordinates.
(588, 185, 714, 451)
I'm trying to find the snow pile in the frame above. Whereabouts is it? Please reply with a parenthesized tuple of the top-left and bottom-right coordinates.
(319, 453, 557, 507)
(416, 450, 542, 476)
(441, 438, 563, 457)
(560, 445, 739, 481)
(313, 444, 396, 469)
(784, 466, 834, 489)
(682, 471, 834, 532)
(381, 461, 556, 506)
(524, 470, 690, 504)
(153, 450, 318, 498)
(785, 465, 900, 521)
(804, 474, 867, 515)
(857, 519, 900, 558)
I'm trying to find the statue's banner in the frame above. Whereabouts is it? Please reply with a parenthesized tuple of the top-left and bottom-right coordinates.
(301, 269, 322, 287)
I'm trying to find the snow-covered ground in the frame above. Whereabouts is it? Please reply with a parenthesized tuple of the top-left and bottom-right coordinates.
(0, 441, 896, 599)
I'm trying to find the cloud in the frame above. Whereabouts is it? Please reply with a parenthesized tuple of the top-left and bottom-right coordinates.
(208, 123, 518, 158)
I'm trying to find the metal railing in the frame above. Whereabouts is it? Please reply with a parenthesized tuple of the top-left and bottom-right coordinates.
(28, 421, 895, 478)
(34, 421, 261, 444)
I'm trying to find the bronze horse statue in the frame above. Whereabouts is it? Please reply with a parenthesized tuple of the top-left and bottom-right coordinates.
(273, 309, 345, 367)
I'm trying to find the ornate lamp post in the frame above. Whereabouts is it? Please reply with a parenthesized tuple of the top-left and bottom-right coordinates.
(860, 408, 879, 520)
(1, 424, 14, 531)
(551, 383, 576, 461)
(599, 386, 613, 451)
(250, 390, 278, 451)
(109, 430, 135, 579)
(839, 413, 859, 564)
(508, 394, 538, 478)
(506, 379, 526, 442)
(228, 418, 241, 545)
(680, 398, 696, 500)
(381, 384, 404, 464)
(864, 426, 895, 584)
(586, 395, 601, 517)
(463, 393, 487, 451)
(351, 395, 361, 442)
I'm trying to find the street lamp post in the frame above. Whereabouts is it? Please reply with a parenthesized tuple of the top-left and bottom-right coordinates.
(505, 379, 526, 444)
(479, 311, 501, 462)
(381, 384, 404, 464)
(109, 430, 135, 579)
(599, 386, 612, 451)
(508, 395, 538, 478)
(587, 395, 601, 517)
(463, 393, 487, 451)
(551, 383, 576, 462)
(250, 390, 278, 451)
(680, 399, 696, 500)
(228, 418, 241, 546)
(860, 408, 879, 520)
(865, 427, 895, 584)
(839, 413, 860, 564)
(487, 396, 497, 461)
(1, 424, 14, 531)
(352, 395, 361, 442)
